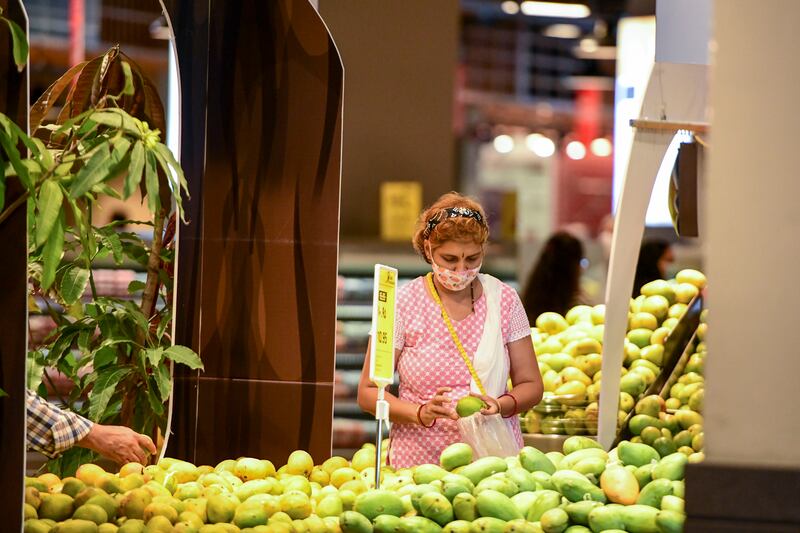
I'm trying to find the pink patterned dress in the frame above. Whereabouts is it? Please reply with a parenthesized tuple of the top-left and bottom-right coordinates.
(389, 275, 531, 468)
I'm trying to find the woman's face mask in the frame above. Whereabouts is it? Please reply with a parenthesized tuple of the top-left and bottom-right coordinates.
(427, 241, 483, 291)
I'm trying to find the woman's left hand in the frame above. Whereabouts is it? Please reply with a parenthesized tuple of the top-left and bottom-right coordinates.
(470, 392, 501, 415)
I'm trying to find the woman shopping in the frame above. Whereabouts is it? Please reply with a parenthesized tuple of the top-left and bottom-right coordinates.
(357, 192, 543, 468)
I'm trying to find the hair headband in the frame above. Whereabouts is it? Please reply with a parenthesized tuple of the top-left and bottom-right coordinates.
(424, 206, 485, 237)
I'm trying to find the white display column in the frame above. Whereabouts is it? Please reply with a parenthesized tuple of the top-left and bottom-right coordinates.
(686, 1, 800, 530)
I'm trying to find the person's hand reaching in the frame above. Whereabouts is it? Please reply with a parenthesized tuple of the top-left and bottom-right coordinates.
(419, 386, 459, 426)
(79, 424, 157, 465)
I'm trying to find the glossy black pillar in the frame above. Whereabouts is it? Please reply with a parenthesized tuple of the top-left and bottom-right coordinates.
(0, 0, 28, 528)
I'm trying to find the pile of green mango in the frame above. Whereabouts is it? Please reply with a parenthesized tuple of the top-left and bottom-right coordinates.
(625, 308, 708, 464)
(521, 270, 708, 437)
(23, 435, 689, 533)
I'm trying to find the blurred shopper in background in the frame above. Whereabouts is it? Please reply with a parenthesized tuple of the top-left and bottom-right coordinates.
(633, 239, 675, 295)
(522, 231, 585, 322)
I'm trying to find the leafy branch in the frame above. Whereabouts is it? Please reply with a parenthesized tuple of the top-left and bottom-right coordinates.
(0, 43, 201, 475)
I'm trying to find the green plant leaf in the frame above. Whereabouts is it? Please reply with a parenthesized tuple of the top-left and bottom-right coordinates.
(146, 380, 165, 417)
(144, 149, 160, 214)
(40, 211, 64, 290)
(60, 265, 89, 305)
(89, 110, 140, 136)
(77, 328, 92, 354)
(98, 229, 123, 265)
(69, 145, 114, 198)
(156, 310, 171, 340)
(124, 141, 145, 199)
(163, 345, 203, 370)
(93, 346, 116, 369)
(121, 60, 135, 96)
(0, 387, 6, 398)
(153, 363, 171, 401)
(144, 347, 164, 367)
(2, 16, 28, 71)
(0, 123, 30, 189)
(127, 279, 146, 294)
(88, 366, 131, 420)
(34, 180, 64, 247)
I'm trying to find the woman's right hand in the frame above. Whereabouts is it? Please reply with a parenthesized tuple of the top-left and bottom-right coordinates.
(420, 387, 458, 426)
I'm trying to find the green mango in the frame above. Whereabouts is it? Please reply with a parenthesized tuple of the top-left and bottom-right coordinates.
(475, 490, 522, 522)
(634, 464, 654, 490)
(411, 485, 441, 513)
(628, 415, 661, 437)
(399, 517, 442, 533)
(563, 527, 590, 533)
(525, 491, 562, 522)
(51, 519, 100, 533)
(563, 501, 602, 527)
(530, 472, 554, 491)
(539, 507, 569, 533)
(509, 491, 539, 516)
(671, 481, 685, 499)
(460, 458, 508, 486)
(544, 453, 564, 471)
(635, 478, 673, 509)
(374, 514, 404, 533)
(655, 509, 685, 533)
(470, 517, 506, 533)
(117, 519, 146, 533)
(621, 504, 659, 533)
(73, 503, 109, 525)
(561, 436, 602, 456)
(440, 444, 474, 472)
(518, 448, 555, 475)
(340, 511, 373, 533)
(443, 482, 472, 502)
(419, 492, 454, 526)
(617, 442, 660, 468)
(443, 521, 473, 533)
(474, 478, 519, 498)
(572, 457, 606, 478)
(550, 471, 606, 503)
(354, 490, 404, 520)
(502, 519, 539, 533)
(453, 493, 478, 522)
(588, 505, 626, 531)
(559, 449, 608, 471)
(23, 520, 53, 533)
(651, 453, 687, 482)
(660, 495, 684, 513)
(413, 465, 449, 485)
(505, 468, 537, 493)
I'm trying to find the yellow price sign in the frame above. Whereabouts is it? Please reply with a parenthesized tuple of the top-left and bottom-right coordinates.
(370, 264, 397, 385)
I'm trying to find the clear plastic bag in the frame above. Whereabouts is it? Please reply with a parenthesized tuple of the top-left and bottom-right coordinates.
(457, 413, 520, 458)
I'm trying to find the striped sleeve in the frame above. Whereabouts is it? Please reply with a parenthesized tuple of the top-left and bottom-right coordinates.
(26, 390, 93, 458)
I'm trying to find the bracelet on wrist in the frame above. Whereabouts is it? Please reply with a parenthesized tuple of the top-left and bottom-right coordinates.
(417, 402, 436, 428)
(498, 393, 518, 419)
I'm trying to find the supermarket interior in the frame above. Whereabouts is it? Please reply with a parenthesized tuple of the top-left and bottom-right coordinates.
(0, 0, 798, 532)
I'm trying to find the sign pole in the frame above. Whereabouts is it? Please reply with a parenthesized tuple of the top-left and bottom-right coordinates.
(369, 264, 397, 490)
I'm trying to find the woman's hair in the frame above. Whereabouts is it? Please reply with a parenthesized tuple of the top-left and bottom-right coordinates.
(633, 239, 672, 296)
(412, 192, 489, 263)
(522, 231, 584, 322)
